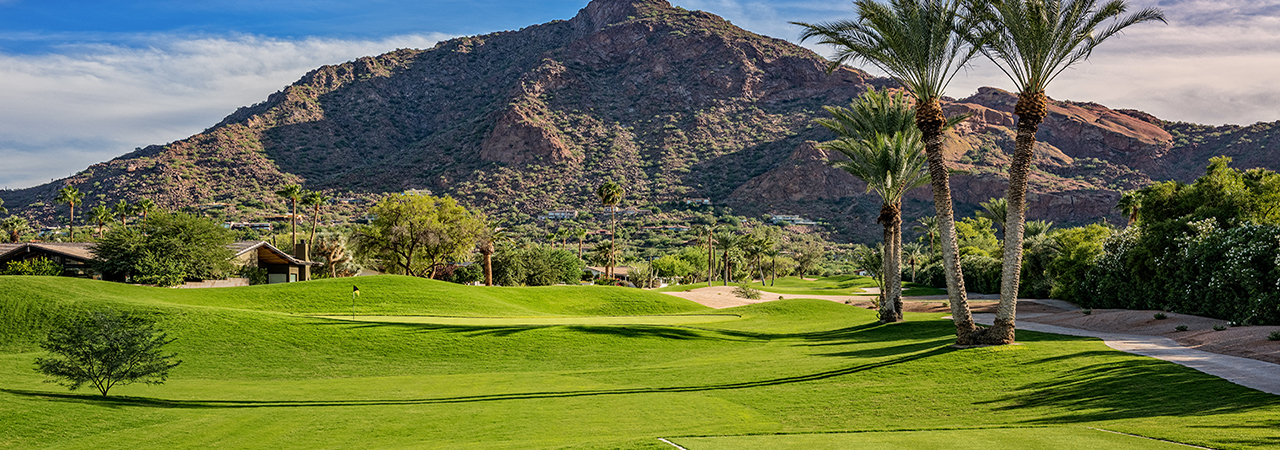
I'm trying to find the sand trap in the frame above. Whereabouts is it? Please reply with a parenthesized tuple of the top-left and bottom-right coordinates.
(661, 285, 870, 309)
(314, 314, 741, 326)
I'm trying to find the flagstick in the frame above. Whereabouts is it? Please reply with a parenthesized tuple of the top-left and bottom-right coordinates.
(352, 290, 356, 320)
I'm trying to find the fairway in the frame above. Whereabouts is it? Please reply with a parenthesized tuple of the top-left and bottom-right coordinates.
(671, 427, 1204, 449)
(313, 314, 741, 326)
(2, 275, 1278, 449)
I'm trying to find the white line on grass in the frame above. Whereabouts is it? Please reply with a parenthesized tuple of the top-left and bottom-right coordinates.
(658, 438, 690, 450)
(1087, 427, 1217, 449)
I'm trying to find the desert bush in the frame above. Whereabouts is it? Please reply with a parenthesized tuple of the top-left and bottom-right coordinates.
(1154, 313, 1168, 320)
(1175, 325, 1188, 332)
(2, 258, 63, 276)
(733, 284, 761, 300)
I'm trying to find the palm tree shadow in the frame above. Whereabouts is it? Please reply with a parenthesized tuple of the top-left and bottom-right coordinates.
(1, 346, 952, 410)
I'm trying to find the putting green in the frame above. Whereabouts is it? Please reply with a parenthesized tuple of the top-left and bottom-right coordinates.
(670, 427, 1201, 449)
(312, 314, 741, 326)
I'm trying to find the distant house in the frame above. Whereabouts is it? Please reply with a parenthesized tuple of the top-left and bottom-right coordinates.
(0, 241, 317, 285)
(403, 189, 432, 197)
(641, 225, 691, 232)
(262, 214, 306, 222)
(597, 207, 649, 218)
(0, 243, 95, 277)
(684, 198, 711, 206)
(769, 214, 817, 226)
(586, 266, 631, 280)
(223, 222, 273, 232)
(544, 210, 579, 220)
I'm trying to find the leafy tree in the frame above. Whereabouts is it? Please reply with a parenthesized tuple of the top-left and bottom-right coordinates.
(90, 212, 236, 286)
(56, 186, 84, 241)
(315, 233, 359, 278)
(1046, 223, 1111, 301)
(0, 196, 5, 215)
(275, 184, 304, 249)
(2, 216, 30, 243)
(819, 88, 930, 322)
(596, 180, 623, 278)
(851, 243, 885, 310)
(956, 217, 1001, 257)
(793, 239, 826, 280)
(970, 0, 1165, 343)
(35, 309, 181, 397)
(351, 194, 485, 279)
(796, 0, 987, 343)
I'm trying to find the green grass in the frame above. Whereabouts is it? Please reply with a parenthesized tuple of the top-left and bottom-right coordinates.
(658, 276, 948, 297)
(672, 427, 1202, 449)
(312, 314, 742, 326)
(2, 275, 1278, 449)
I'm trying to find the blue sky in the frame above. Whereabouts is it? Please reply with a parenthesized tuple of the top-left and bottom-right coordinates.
(1, 0, 1278, 189)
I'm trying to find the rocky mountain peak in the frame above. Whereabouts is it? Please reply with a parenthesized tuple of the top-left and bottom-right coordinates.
(573, 0, 672, 32)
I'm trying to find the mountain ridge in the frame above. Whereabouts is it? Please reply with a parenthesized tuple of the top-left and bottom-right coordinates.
(3, 0, 1278, 240)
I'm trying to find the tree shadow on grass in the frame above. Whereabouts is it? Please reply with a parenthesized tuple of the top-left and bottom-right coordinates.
(975, 358, 1280, 425)
(0, 346, 952, 410)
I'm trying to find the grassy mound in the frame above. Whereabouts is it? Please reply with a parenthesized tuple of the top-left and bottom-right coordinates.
(2, 276, 1277, 449)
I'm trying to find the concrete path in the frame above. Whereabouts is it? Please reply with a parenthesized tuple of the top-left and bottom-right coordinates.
(971, 313, 1280, 396)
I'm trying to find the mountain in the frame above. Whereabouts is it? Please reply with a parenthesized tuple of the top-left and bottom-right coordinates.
(3, 0, 1279, 241)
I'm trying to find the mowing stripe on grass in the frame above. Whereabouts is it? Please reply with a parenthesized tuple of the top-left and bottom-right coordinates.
(667, 427, 1208, 449)
(1088, 428, 1218, 449)
(311, 314, 741, 326)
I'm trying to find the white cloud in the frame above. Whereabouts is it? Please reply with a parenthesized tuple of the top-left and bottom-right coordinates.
(677, 0, 1280, 126)
(0, 33, 450, 189)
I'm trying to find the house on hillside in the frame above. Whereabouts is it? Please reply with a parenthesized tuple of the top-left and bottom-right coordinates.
(586, 266, 631, 281)
(542, 209, 579, 220)
(0, 241, 317, 285)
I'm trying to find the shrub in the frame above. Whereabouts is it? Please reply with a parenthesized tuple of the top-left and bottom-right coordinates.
(1154, 313, 1168, 320)
(2, 258, 63, 276)
(1082, 309, 1092, 315)
(1175, 325, 1189, 332)
(1269, 331, 1280, 341)
(732, 284, 761, 300)
(1213, 324, 1226, 331)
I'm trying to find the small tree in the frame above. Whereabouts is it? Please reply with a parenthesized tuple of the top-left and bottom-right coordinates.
(35, 309, 181, 397)
(350, 193, 485, 279)
(90, 212, 235, 286)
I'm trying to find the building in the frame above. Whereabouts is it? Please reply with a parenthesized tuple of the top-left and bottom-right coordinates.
(223, 222, 273, 232)
(586, 266, 631, 280)
(544, 210, 579, 220)
(403, 189, 433, 196)
(769, 214, 817, 226)
(0, 241, 317, 285)
(0, 243, 95, 277)
(684, 198, 711, 206)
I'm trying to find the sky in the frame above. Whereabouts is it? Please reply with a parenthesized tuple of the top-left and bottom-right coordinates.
(1, 0, 1277, 189)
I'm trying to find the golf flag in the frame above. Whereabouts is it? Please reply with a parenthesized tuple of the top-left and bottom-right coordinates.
(353, 285, 361, 297)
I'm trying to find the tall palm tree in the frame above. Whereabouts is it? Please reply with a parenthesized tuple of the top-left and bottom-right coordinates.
(275, 184, 304, 250)
(89, 204, 112, 237)
(971, 0, 1164, 344)
(819, 88, 931, 323)
(2, 216, 30, 243)
(796, 0, 986, 342)
(694, 224, 718, 286)
(113, 200, 135, 227)
(575, 228, 588, 260)
(476, 224, 507, 286)
(913, 215, 940, 258)
(1116, 190, 1141, 227)
(903, 242, 926, 283)
(55, 186, 84, 241)
(302, 190, 330, 251)
(134, 198, 157, 222)
(595, 181, 623, 278)
(713, 232, 740, 286)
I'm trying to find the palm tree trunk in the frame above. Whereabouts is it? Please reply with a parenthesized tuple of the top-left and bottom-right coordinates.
(69, 204, 75, 242)
(290, 199, 298, 249)
(609, 208, 617, 279)
(706, 232, 713, 287)
(917, 99, 978, 344)
(990, 91, 1049, 345)
(309, 204, 320, 250)
(878, 203, 902, 323)
(891, 203, 904, 322)
(722, 250, 729, 286)
(484, 251, 494, 286)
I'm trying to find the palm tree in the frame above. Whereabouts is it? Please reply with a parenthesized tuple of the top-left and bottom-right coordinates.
(302, 190, 330, 250)
(575, 228, 588, 260)
(55, 186, 84, 241)
(595, 181, 623, 278)
(113, 200, 135, 227)
(971, 0, 1164, 344)
(903, 242, 926, 283)
(476, 224, 507, 286)
(275, 184, 304, 250)
(913, 215, 940, 258)
(134, 198, 157, 222)
(819, 88, 931, 323)
(2, 216, 30, 243)
(796, 0, 986, 342)
(694, 224, 718, 286)
(89, 204, 112, 237)
(713, 232, 740, 286)
(1116, 190, 1141, 226)
(1025, 220, 1054, 239)
(976, 197, 1010, 237)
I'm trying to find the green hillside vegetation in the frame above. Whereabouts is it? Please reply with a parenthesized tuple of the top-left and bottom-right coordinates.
(2, 275, 1277, 449)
